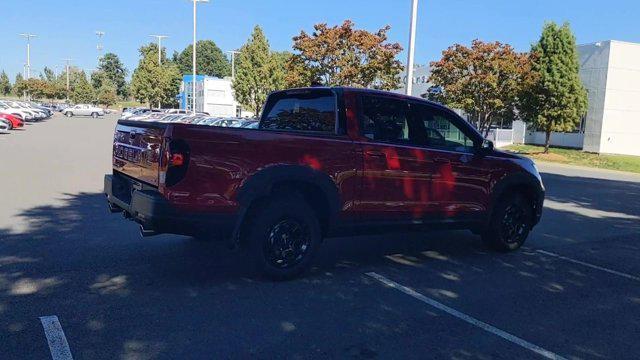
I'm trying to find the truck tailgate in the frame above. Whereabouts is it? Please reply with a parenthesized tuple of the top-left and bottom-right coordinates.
(113, 120, 166, 187)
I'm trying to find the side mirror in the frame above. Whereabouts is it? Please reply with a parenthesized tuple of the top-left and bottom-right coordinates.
(477, 139, 494, 156)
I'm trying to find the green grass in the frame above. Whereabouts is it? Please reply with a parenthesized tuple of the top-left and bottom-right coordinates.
(505, 144, 640, 174)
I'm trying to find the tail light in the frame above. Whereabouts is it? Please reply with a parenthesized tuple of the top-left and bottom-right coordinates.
(159, 138, 190, 189)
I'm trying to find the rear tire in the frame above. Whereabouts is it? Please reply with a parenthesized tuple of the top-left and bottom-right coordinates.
(6, 121, 12, 130)
(91, 112, 98, 119)
(65, 112, 73, 117)
(243, 194, 322, 280)
(482, 194, 532, 252)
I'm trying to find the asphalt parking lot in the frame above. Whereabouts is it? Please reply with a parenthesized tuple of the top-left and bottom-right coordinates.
(1, 113, 639, 359)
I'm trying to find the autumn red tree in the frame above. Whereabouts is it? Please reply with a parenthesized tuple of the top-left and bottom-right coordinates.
(428, 40, 531, 135)
(286, 20, 404, 90)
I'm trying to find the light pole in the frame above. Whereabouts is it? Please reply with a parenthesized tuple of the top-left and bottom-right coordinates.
(405, 0, 419, 96)
(150, 35, 169, 65)
(63, 58, 73, 102)
(19, 33, 37, 79)
(96, 31, 105, 65)
(227, 50, 240, 79)
(190, 0, 209, 114)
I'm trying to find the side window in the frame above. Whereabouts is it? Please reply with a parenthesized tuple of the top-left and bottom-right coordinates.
(360, 96, 410, 143)
(261, 90, 336, 133)
(411, 103, 475, 153)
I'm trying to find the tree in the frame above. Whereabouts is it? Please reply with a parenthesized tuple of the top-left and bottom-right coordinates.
(97, 53, 128, 98)
(71, 72, 95, 104)
(41, 67, 57, 82)
(96, 82, 118, 108)
(91, 70, 109, 90)
(232, 26, 283, 116)
(130, 43, 182, 108)
(428, 40, 529, 136)
(0, 71, 11, 95)
(13, 74, 26, 97)
(176, 40, 231, 78)
(286, 20, 404, 89)
(518, 22, 588, 153)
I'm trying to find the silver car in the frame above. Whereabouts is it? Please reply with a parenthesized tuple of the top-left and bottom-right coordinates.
(63, 104, 105, 118)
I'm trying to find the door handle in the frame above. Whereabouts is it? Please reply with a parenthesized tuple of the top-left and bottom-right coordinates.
(365, 150, 386, 158)
(434, 157, 451, 164)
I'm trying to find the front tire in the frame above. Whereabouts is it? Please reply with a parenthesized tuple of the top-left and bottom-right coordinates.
(65, 112, 73, 117)
(91, 112, 98, 118)
(482, 194, 533, 252)
(243, 195, 322, 280)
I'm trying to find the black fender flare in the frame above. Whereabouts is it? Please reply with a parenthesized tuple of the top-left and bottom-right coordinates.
(232, 165, 341, 239)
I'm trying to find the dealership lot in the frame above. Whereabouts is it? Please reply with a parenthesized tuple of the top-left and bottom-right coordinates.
(1, 114, 639, 359)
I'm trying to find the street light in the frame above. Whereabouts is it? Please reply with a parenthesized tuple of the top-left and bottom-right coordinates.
(149, 35, 169, 65)
(63, 58, 73, 102)
(189, 0, 209, 114)
(19, 33, 37, 79)
(227, 50, 240, 79)
(96, 31, 105, 65)
(405, 0, 419, 96)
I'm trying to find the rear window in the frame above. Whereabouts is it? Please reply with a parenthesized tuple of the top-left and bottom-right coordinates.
(261, 90, 336, 133)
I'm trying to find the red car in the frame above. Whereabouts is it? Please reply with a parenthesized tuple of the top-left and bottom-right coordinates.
(0, 113, 24, 130)
(105, 87, 545, 279)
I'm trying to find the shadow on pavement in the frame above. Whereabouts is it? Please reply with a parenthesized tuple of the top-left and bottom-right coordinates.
(0, 172, 638, 358)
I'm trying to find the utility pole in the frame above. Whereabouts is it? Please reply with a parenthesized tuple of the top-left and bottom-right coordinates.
(19, 33, 37, 79)
(405, 0, 419, 96)
(227, 50, 240, 79)
(150, 35, 169, 65)
(190, 0, 209, 114)
(63, 59, 73, 102)
(96, 31, 105, 66)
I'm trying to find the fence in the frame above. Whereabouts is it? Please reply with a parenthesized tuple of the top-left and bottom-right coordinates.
(485, 129, 514, 148)
(484, 121, 585, 149)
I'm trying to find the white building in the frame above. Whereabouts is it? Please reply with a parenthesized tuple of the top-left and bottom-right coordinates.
(579, 40, 640, 156)
(180, 75, 254, 118)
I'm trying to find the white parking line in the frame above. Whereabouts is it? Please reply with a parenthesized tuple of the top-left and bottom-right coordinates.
(39, 315, 74, 360)
(536, 250, 640, 282)
(366, 272, 567, 360)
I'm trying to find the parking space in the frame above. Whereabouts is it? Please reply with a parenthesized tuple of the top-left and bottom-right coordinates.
(1, 114, 639, 359)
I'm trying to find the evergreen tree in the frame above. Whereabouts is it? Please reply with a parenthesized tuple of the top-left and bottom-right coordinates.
(233, 26, 283, 116)
(0, 71, 11, 95)
(98, 53, 128, 98)
(96, 82, 118, 108)
(13, 73, 25, 96)
(519, 22, 588, 153)
(130, 43, 182, 108)
(70, 71, 95, 104)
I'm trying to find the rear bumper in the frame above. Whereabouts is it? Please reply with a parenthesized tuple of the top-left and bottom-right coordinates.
(104, 174, 237, 238)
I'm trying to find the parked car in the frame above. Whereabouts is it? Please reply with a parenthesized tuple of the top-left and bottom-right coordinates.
(104, 87, 545, 279)
(9, 101, 48, 120)
(63, 104, 105, 118)
(0, 119, 9, 134)
(0, 101, 37, 121)
(164, 109, 191, 115)
(240, 120, 260, 129)
(0, 113, 24, 130)
(210, 118, 244, 128)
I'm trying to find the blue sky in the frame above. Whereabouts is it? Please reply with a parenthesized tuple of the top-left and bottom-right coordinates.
(1, 0, 637, 80)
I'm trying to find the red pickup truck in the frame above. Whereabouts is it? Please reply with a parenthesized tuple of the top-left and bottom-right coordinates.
(105, 87, 544, 279)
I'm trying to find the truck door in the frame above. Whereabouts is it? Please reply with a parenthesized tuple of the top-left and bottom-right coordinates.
(409, 103, 491, 220)
(354, 94, 438, 221)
